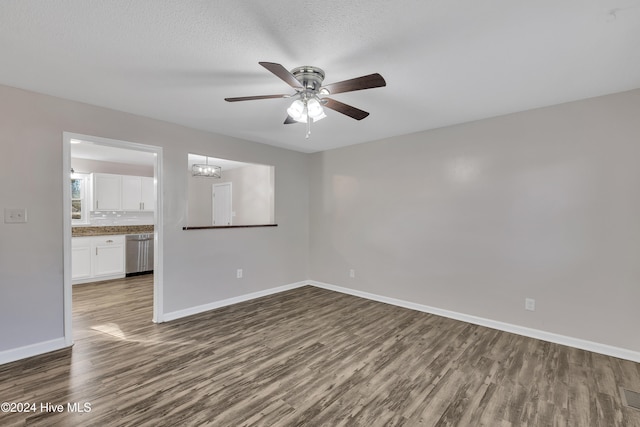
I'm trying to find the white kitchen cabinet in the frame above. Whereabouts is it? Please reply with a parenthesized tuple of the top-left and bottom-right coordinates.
(72, 235, 125, 284)
(121, 176, 154, 211)
(93, 235, 125, 278)
(140, 177, 155, 211)
(93, 173, 122, 210)
(71, 237, 92, 281)
(121, 175, 142, 210)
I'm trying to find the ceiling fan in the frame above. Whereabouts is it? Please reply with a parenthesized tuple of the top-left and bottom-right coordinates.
(225, 62, 386, 138)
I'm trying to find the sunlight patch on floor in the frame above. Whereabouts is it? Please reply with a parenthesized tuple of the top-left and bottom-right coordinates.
(90, 322, 198, 347)
(91, 323, 127, 339)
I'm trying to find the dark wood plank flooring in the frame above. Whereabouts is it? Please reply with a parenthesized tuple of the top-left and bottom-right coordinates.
(1, 276, 639, 426)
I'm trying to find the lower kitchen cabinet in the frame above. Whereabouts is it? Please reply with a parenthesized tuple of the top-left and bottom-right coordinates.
(72, 235, 125, 284)
(71, 237, 92, 281)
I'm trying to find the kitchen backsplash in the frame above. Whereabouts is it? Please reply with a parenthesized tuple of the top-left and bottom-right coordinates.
(85, 210, 154, 226)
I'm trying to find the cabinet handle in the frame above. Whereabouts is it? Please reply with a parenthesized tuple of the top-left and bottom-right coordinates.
(96, 200, 99, 209)
(106, 240, 113, 243)
(96, 248, 98, 256)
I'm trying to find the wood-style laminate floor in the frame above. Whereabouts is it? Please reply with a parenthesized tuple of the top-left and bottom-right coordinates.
(1, 276, 639, 426)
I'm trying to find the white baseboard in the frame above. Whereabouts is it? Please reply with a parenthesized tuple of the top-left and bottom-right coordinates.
(162, 281, 309, 322)
(0, 338, 69, 366)
(309, 281, 640, 363)
(6, 281, 637, 366)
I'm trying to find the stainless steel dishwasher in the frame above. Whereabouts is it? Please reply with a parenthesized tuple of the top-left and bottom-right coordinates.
(125, 233, 154, 276)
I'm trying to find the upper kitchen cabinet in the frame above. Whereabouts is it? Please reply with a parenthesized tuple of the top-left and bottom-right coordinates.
(92, 173, 154, 212)
(140, 177, 154, 211)
(93, 173, 122, 210)
(122, 176, 154, 211)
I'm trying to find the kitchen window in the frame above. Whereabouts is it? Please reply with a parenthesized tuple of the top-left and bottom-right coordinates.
(71, 172, 89, 224)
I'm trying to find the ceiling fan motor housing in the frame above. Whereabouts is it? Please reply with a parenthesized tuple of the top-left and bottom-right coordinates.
(291, 66, 325, 92)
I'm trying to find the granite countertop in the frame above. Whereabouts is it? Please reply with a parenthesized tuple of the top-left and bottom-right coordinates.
(72, 225, 154, 237)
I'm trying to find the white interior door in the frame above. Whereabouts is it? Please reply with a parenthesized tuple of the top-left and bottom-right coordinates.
(212, 182, 232, 226)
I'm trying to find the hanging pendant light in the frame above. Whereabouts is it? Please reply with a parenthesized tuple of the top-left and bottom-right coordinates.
(192, 157, 221, 178)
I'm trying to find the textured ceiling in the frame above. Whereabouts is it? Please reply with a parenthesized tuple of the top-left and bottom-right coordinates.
(1, 1, 639, 153)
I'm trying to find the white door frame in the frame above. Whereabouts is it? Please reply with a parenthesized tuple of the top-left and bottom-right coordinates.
(62, 132, 164, 347)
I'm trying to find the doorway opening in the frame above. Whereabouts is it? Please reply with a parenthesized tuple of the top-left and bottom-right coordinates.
(62, 132, 164, 347)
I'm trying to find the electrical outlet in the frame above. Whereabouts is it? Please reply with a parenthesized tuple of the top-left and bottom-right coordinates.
(4, 208, 27, 224)
(525, 298, 535, 311)
(349, 269, 355, 278)
(236, 269, 243, 279)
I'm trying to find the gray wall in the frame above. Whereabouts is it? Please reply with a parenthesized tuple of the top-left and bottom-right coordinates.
(0, 84, 309, 352)
(309, 89, 640, 353)
(2, 81, 639, 359)
(225, 164, 274, 225)
(188, 173, 215, 226)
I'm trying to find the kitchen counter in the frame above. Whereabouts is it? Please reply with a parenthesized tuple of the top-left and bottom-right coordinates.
(72, 225, 154, 237)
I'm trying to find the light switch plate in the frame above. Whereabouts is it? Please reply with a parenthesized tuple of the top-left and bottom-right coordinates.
(4, 208, 27, 223)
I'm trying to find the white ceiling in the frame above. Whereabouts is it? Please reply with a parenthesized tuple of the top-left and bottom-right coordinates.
(1, 1, 639, 153)
(72, 139, 257, 168)
(71, 140, 156, 166)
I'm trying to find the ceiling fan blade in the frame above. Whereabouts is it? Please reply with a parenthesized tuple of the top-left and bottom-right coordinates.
(321, 73, 386, 95)
(259, 62, 304, 89)
(323, 98, 370, 120)
(224, 94, 290, 102)
(284, 115, 297, 124)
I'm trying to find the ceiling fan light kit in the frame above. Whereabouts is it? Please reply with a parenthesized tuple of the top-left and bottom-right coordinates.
(287, 98, 326, 123)
(225, 62, 386, 139)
